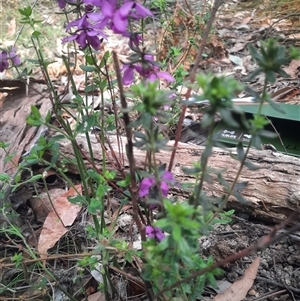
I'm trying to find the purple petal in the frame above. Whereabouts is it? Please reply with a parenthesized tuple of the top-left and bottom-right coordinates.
(65, 20, 77, 31)
(101, 0, 114, 18)
(113, 11, 128, 33)
(122, 65, 134, 85)
(162, 170, 174, 181)
(156, 71, 175, 82)
(9, 51, 20, 66)
(57, 0, 66, 9)
(139, 177, 155, 197)
(62, 34, 78, 44)
(95, 17, 110, 30)
(155, 230, 165, 241)
(87, 35, 101, 50)
(83, 0, 102, 6)
(118, 2, 134, 18)
(77, 31, 88, 48)
(146, 226, 165, 241)
(145, 226, 155, 238)
(86, 30, 98, 37)
(143, 55, 154, 63)
(135, 3, 153, 18)
(160, 181, 169, 197)
(87, 12, 103, 22)
(77, 15, 89, 29)
(0, 52, 8, 60)
(134, 65, 143, 75)
(147, 73, 158, 82)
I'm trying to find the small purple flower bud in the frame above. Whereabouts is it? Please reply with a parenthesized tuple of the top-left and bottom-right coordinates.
(139, 170, 176, 198)
(145, 226, 165, 241)
(139, 177, 155, 197)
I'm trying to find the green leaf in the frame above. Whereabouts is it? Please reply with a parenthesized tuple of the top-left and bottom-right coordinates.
(68, 194, 87, 205)
(32, 31, 41, 38)
(26, 59, 40, 65)
(182, 166, 202, 175)
(0, 141, 10, 149)
(87, 169, 101, 182)
(19, 6, 32, 17)
(0, 173, 10, 182)
(26, 174, 43, 182)
(85, 55, 95, 65)
(88, 198, 103, 214)
(26, 105, 43, 126)
(84, 84, 98, 93)
(257, 129, 278, 139)
(80, 65, 96, 72)
(99, 51, 110, 68)
(234, 190, 250, 205)
(245, 68, 263, 82)
(265, 71, 276, 83)
(236, 142, 245, 162)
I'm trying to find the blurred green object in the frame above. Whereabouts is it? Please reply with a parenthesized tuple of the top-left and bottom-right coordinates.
(215, 103, 300, 156)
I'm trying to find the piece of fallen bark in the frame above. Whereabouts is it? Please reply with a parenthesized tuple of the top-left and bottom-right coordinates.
(54, 133, 300, 224)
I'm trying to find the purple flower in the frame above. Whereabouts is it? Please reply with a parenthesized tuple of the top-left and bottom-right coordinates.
(146, 226, 165, 241)
(85, 0, 152, 35)
(0, 52, 9, 72)
(122, 56, 175, 85)
(0, 49, 20, 72)
(9, 49, 21, 66)
(139, 170, 175, 198)
(63, 13, 107, 50)
(112, 1, 153, 34)
(62, 1, 153, 51)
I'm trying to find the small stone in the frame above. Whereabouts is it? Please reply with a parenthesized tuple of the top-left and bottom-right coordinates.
(248, 289, 257, 296)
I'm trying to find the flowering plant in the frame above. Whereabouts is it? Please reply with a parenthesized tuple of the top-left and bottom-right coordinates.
(3, 0, 298, 300)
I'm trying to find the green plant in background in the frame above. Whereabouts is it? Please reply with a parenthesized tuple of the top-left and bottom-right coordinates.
(1, 0, 300, 299)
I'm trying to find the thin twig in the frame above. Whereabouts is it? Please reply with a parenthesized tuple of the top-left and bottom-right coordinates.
(168, 0, 223, 172)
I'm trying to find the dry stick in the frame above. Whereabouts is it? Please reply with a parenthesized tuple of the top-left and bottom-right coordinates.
(168, 0, 223, 172)
(154, 212, 300, 297)
(249, 289, 288, 301)
(111, 52, 145, 241)
(112, 51, 155, 301)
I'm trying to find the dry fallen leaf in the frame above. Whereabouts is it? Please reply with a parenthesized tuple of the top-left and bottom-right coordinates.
(37, 185, 82, 258)
(29, 188, 65, 223)
(86, 292, 106, 301)
(283, 59, 300, 79)
(213, 257, 260, 301)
